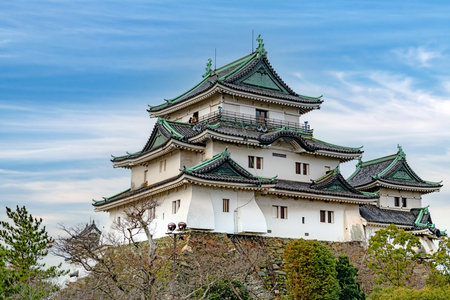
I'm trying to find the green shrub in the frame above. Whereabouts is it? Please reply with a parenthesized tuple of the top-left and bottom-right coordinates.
(284, 239, 339, 300)
(336, 255, 365, 300)
(368, 285, 450, 300)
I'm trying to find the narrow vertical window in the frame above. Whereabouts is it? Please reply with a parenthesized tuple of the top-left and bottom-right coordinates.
(402, 197, 407, 208)
(164, 159, 167, 171)
(272, 205, 279, 218)
(328, 211, 334, 223)
(223, 199, 230, 213)
(280, 206, 288, 219)
(117, 216, 121, 226)
(303, 163, 309, 175)
(302, 217, 305, 224)
(172, 200, 180, 214)
(256, 157, 263, 169)
(394, 197, 400, 207)
(144, 170, 148, 184)
(148, 207, 156, 219)
(248, 156, 255, 168)
(296, 162, 301, 174)
(320, 210, 326, 223)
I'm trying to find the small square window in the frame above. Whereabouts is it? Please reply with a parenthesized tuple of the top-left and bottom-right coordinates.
(273, 205, 287, 219)
(394, 197, 400, 207)
(223, 199, 230, 213)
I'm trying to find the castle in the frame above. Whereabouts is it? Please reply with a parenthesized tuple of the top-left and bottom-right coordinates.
(93, 36, 446, 252)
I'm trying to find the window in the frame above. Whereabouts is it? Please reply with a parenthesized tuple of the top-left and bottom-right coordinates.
(302, 217, 305, 224)
(256, 109, 268, 122)
(295, 162, 301, 174)
(172, 200, 180, 214)
(402, 197, 407, 208)
(144, 170, 148, 184)
(320, 210, 326, 223)
(273, 205, 288, 219)
(394, 197, 400, 207)
(320, 210, 334, 223)
(159, 160, 166, 173)
(295, 162, 309, 175)
(303, 163, 309, 175)
(272, 152, 286, 158)
(148, 207, 156, 219)
(223, 199, 230, 213)
(116, 216, 121, 226)
(248, 156, 263, 169)
(327, 211, 334, 223)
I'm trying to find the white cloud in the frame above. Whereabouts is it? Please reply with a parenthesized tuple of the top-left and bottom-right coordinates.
(393, 46, 441, 68)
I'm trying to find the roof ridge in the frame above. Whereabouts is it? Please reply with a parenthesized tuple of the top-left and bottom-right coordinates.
(218, 53, 258, 81)
(312, 165, 340, 184)
(183, 147, 230, 172)
(310, 137, 363, 151)
(214, 52, 256, 74)
(158, 117, 184, 139)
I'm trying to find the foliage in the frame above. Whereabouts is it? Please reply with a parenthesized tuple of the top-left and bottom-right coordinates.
(427, 236, 450, 286)
(366, 224, 421, 287)
(284, 239, 340, 300)
(0, 205, 66, 299)
(195, 278, 252, 300)
(367, 285, 450, 300)
(336, 255, 365, 300)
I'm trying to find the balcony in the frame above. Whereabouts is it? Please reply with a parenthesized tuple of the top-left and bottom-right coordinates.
(197, 110, 313, 136)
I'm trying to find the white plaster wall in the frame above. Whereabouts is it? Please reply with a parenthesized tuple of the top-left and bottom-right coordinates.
(236, 190, 267, 233)
(186, 185, 215, 230)
(163, 94, 222, 122)
(256, 194, 347, 241)
(210, 141, 339, 182)
(180, 150, 203, 169)
(145, 151, 181, 185)
(210, 188, 238, 233)
(239, 104, 255, 116)
(131, 165, 147, 189)
(221, 95, 300, 117)
(343, 205, 365, 241)
(378, 188, 422, 209)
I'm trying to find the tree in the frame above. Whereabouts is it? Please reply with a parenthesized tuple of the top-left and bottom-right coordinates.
(284, 239, 340, 300)
(366, 224, 421, 287)
(0, 205, 66, 299)
(427, 236, 450, 286)
(336, 255, 365, 300)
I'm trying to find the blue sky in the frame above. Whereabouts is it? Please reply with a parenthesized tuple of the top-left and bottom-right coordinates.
(1, 1, 450, 245)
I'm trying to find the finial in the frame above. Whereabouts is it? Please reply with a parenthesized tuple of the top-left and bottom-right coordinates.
(202, 58, 213, 78)
(397, 144, 406, 158)
(223, 146, 230, 157)
(256, 34, 267, 58)
(334, 165, 341, 174)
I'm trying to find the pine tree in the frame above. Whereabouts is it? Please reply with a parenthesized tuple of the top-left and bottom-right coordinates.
(0, 205, 67, 299)
(336, 255, 365, 300)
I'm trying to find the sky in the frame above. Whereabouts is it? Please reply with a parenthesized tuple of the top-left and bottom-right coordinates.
(1, 0, 450, 260)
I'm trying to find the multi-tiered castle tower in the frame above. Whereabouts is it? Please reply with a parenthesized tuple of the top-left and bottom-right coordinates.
(93, 36, 445, 252)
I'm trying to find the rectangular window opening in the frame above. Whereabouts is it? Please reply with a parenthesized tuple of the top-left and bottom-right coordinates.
(272, 152, 287, 158)
(172, 200, 180, 214)
(223, 199, 230, 213)
(302, 216, 305, 224)
(327, 211, 334, 223)
(320, 210, 326, 223)
(402, 197, 407, 208)
(303, 163, 309, 175)
(280, 206, 288, 219)
(256, 109, 268, 122)
(148, 207, 156, 219)
(295, 162, 301, 174)
(256, 157, 263, 169)
(248, 156, 255, 168)
(394, 197, 400, 207)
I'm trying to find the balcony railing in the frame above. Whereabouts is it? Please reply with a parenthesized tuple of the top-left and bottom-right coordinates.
(196, 110, 313, 136)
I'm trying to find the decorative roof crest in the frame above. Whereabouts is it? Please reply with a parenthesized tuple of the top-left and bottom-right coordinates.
(202, 58, 213, 78)
(397, 144, 406, 159)
(256, 34, 268, 58)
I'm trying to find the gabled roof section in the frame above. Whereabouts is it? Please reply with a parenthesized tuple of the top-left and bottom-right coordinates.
(360, 205, 446, 237)
(348, 145, 442, 192)
(148, 35, 323, 114)
(182, 147, 276, 185)
(311, 166, 365, 195)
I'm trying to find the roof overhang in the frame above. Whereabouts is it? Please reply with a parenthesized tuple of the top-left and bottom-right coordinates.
(266, 189, 377, 205)
(113, 140, 205, 168)
(189, 129, 261, 146)
(355, 180, 441, 194)
(312, 150, 361, 162)
(149, 82, 322, 117)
